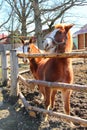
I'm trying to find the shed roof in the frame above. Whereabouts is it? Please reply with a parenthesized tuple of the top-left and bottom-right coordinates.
(0, 34, 8, 44)
(73, 24, 87, 37)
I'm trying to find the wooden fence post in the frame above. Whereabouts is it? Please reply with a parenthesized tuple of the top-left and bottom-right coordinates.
(10, 49, 19, 99)
(1, 50, 7, 86)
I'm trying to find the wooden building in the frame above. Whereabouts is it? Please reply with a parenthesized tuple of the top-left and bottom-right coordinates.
(73, 24, 87, 49)
(0, 34, 9, 44)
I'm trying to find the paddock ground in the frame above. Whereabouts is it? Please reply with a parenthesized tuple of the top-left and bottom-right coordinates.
(0, 59, 87, 130)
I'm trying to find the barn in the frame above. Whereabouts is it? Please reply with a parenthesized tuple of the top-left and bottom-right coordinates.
(73, 24, 87, 49)
(0, 34, 8, 44)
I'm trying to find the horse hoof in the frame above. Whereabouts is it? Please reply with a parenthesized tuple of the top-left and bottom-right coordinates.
(44, 116, 48, 122)
(70, 122, 76, 128)
(69, 122, 80, 128)
(42, 114, 49, 122)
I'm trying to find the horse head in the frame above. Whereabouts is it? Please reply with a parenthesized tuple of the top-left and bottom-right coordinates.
(27, 43, 43, 63)
(27, 43, 41, 54)
(20, 38, 31, 63)
(43, 23, 73, 53)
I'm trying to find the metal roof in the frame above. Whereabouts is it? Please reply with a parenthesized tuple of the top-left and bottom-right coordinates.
(73, 24, 87, 37)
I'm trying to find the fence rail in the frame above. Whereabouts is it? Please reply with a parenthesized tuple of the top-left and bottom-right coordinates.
(0, 44, 12, 52)
(18, 75, 87, 92)
(17, 51, 87, 58)
(19, 92, 87, 127)
(1, 44, 87, 126)
(17, 50, 87, 127)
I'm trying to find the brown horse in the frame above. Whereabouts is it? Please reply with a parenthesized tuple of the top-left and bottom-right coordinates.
(19, 37, 37, 63)
(28, 23, 74, 123)
(27, 43, 45, 80)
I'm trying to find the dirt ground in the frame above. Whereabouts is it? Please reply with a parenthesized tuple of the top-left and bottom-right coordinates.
(0, 59, 87, 130)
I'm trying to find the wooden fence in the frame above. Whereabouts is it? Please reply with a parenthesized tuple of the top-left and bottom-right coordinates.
(0, 44, 87, 126)
(0, 44, 12, 85)
(17, 51, 87, 126)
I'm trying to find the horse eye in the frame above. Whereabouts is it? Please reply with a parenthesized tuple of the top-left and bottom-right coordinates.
(42, 40, 44, 44)
(27, 47, 30, 52)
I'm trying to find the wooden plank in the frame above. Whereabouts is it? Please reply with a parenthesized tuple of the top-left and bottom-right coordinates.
(1, 51, 7, 85)
(19, 69, 29, 75)
(3, 44, 12, 50)
(17, 51, 87, 58)
(10, 50, 19, 96)
(0, 44, 12, 52)
(18, 75, 87, 92)
(18, 74, 35, 90)
(19, 92, 87, 127)
(0, 44, 4, 51)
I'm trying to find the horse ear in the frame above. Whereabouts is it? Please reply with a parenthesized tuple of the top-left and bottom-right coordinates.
(65, 24, 74, 33)
(21, 39, 25, 45)
(29, 37, 32, 43)
(19, 38, 25, 45)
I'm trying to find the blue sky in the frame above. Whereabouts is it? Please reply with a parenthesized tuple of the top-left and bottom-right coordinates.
(0, 2, 87, 35)
(65, 5, 87, 34)
(43, 5, 87, 34)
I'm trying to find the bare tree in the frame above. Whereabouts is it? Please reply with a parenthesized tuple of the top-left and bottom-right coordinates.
(5, 0, 33, 36)
(30, 0, 87, 48)
(0, 0, 87, 48)
(41, 0, 87, 28)
(0, 0, 12, 28)
(30, 0, 43, 49)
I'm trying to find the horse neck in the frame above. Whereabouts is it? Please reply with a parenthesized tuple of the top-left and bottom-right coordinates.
(32, 49, 42, 63)
(55, 57, 72, 64)
(29, 56, 41, 69)
(29, 58, 38, 74)
(64, 31, 73, 52)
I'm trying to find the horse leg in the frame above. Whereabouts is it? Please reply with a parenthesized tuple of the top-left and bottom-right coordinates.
(62, 89, 72, 115)
(62, 89, 75, 126)
(44, 87, 52, 121)
(38, 86, 46, 101)
(50, 90, 57, 109)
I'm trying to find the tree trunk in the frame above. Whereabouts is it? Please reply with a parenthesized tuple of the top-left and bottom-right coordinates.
(21, 19, 27, 36)
(21, 0, 27, 37)
(31, 0, 43, 49)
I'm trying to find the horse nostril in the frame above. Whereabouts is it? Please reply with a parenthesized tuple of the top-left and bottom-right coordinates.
(46, 43, 49, 48)
(44, 43, 49, 51)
